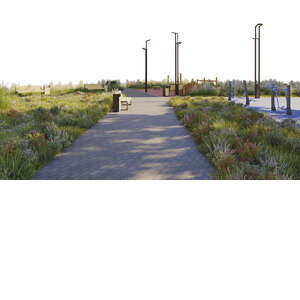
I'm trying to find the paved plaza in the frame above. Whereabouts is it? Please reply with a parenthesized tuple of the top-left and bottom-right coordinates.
(233, 96, 300, 128)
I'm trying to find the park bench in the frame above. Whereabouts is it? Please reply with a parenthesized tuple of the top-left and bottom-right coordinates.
(83, 83, 107, 92)
(120, 96, 132, 111)
(15, 85, 50, 96)
(112, 91, 132, 112)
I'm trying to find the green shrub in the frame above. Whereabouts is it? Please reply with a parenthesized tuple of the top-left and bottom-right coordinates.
(280, 119, 297, 131)
(77, 116, 94, 128)
(0, 88, 10, 110)
(50, 106, 60, 115)
(265, 131, 285, 147)
(190, 86, 219, 97)
(286, 138, 300, 154)
(0, 146, 37, 179)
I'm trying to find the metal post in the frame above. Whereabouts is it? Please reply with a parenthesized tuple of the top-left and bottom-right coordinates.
(254, 25, 257, 98)
(176, 41, 179, 95)
(172, 32, 178, 95)
(233, 80, 236, 99)
(228, 82, 232, 101)
(254, 24, 259, 98)
(172, 32, 183, 96)
(286, 84, 292, 115)
(175, 34, 177, 93)
(145, 48, 147, 93)
(243, 80, 249, 105)
(142, 39, 150, 93)
(271, 85, 276, 111)
(258, 24, 263, 98)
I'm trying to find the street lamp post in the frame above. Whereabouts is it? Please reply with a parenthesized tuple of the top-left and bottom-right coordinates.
(172, 32, 183, 96)
(172, 32, 178, 95)
(258, 24, 263, 98)
(254, 23, 263, 98)
(142, 39, 150, 93)
(176, 41, 182, 95)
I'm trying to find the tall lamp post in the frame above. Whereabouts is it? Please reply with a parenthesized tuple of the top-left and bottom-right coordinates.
(176, 41, 182, 95)
(172, 32, 182, 96)
(254, 23, 263, 98)
(172, 32, 178, 95)
(142, 39, 150, 93)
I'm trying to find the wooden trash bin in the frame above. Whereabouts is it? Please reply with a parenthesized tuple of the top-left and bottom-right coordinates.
(163, 87, 170, 97)
(113, 94, 120, 112)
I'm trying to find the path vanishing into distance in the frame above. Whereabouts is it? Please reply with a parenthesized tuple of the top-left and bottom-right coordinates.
(33, 89, 214, 180)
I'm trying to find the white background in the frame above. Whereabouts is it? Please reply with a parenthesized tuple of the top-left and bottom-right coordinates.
(0, 182, 300, 300)
(0, 0, 300, 85)
(1, 1, 300, 299)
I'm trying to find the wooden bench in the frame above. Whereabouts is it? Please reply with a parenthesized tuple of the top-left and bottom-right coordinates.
(83, 83, 106, 92)
(120, 96, 132, 111)
(16, 85, 51, 96)
(16, 85, 43, 96)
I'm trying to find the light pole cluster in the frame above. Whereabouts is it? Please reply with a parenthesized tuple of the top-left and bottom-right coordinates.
(142, 25, 265, 98)
(142, 34, 183, 95)
(141, 26, 266, 97)
(254, 23, 263, 98)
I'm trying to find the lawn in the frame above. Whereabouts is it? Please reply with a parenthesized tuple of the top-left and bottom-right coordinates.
(0, 89, 113, 179)
(169, 96, 300, 179)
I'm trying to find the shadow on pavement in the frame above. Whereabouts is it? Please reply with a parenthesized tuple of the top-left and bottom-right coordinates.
(32, 109, 213, 180)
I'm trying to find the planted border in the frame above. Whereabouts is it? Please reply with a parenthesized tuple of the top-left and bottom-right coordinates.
(0, 91, 113, 179)
(169, 96, 300, 179)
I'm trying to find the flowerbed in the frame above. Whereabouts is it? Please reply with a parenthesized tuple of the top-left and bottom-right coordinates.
(169, 96, 300, 179)
(0, 91, 113, 179)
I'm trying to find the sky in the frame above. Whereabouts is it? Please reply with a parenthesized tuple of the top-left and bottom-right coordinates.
(1, 0, 300, 85)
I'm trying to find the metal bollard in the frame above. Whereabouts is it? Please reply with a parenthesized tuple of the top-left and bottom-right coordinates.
(286, 85, 292, 115)
(113, 93, 120, 112)
(243, 80, 249, 105)
(271, 86, 276, 111)
(228, 82, 232, 101)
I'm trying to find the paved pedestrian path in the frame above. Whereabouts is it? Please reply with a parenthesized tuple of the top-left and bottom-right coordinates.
(33, 93, 214, 180)
(122, 88, 154, 97)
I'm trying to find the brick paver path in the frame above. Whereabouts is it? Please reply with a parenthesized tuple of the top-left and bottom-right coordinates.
(33, 92, 214, 179)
